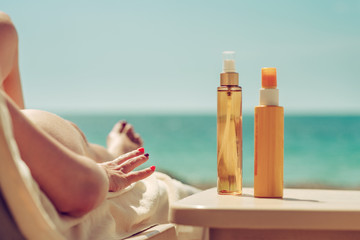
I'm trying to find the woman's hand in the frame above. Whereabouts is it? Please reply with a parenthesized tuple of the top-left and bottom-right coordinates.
(98, 148, 155, 192)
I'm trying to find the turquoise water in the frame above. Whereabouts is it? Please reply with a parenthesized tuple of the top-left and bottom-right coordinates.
(62, 114, 360, 189)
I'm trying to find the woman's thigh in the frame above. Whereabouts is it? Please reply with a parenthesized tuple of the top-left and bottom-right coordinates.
(22, 109, 114, 162)
(22, 109, 89, 156)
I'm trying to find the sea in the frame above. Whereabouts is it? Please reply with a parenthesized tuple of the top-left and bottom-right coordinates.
(61, 114, 360, 190)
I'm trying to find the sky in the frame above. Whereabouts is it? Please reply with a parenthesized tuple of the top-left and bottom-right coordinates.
(2, 0, 360, 114)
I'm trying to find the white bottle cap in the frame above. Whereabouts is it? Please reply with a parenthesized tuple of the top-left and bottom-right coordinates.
(260, 88, 279, 106)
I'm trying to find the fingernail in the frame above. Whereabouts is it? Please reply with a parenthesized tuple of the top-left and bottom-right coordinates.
(138, 147, 145, 153)
(144, 153, 149, 157)
(150, 166, 156, 171)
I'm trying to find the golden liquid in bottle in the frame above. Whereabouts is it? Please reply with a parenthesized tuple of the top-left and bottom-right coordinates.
(217, 86, 242, 195)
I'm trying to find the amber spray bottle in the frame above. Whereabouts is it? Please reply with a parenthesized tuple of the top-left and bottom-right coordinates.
(254, 68, 284, 198)
(217, 51, 242, 195)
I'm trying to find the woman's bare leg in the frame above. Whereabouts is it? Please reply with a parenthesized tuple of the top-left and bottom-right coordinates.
(0, 12, 153, 216)
(0, 11, 108, 162)
(22, 109, 121, 163)
(0, 12, 24, 109)
(0, 12, 142, 163)
(24, 109, 144, 163)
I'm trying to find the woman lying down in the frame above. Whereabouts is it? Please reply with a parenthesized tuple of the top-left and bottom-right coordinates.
(0, 11, 198, 239)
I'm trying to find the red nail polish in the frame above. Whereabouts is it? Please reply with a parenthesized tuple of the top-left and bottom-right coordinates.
(138, 147, 145, 153)
(144, 153, 149, 157)
(150, 166, 156, 171)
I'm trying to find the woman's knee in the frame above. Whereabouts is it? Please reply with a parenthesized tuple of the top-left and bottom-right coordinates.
(0, 12, 17, 37)
(0, 11, 12, 23)
(0, 11, 18, 81)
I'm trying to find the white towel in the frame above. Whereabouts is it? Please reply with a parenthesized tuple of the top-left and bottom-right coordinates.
(43, 172, 198, 240)
(0, 92, 199, 240)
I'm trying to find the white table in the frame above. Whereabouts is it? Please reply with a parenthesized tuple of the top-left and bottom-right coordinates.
(170, 187, 360, 240)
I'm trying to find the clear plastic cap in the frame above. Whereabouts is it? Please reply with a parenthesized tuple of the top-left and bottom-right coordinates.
(222, 51, 236, 73)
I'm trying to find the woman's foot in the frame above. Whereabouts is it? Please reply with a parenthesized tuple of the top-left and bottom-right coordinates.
(107, 121, 143, 158)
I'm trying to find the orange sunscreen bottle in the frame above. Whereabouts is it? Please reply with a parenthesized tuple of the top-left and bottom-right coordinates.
(217, 51, 242, 195)
(254, 67, 284, 198)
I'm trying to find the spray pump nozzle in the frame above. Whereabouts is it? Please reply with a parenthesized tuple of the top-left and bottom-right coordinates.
(222, 51, 236, 73)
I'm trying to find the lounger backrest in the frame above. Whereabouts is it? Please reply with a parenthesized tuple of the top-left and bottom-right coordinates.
(0, 189, 25, 240)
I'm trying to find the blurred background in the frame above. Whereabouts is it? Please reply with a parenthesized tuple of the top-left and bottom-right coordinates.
(2, 0, 360, 189)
